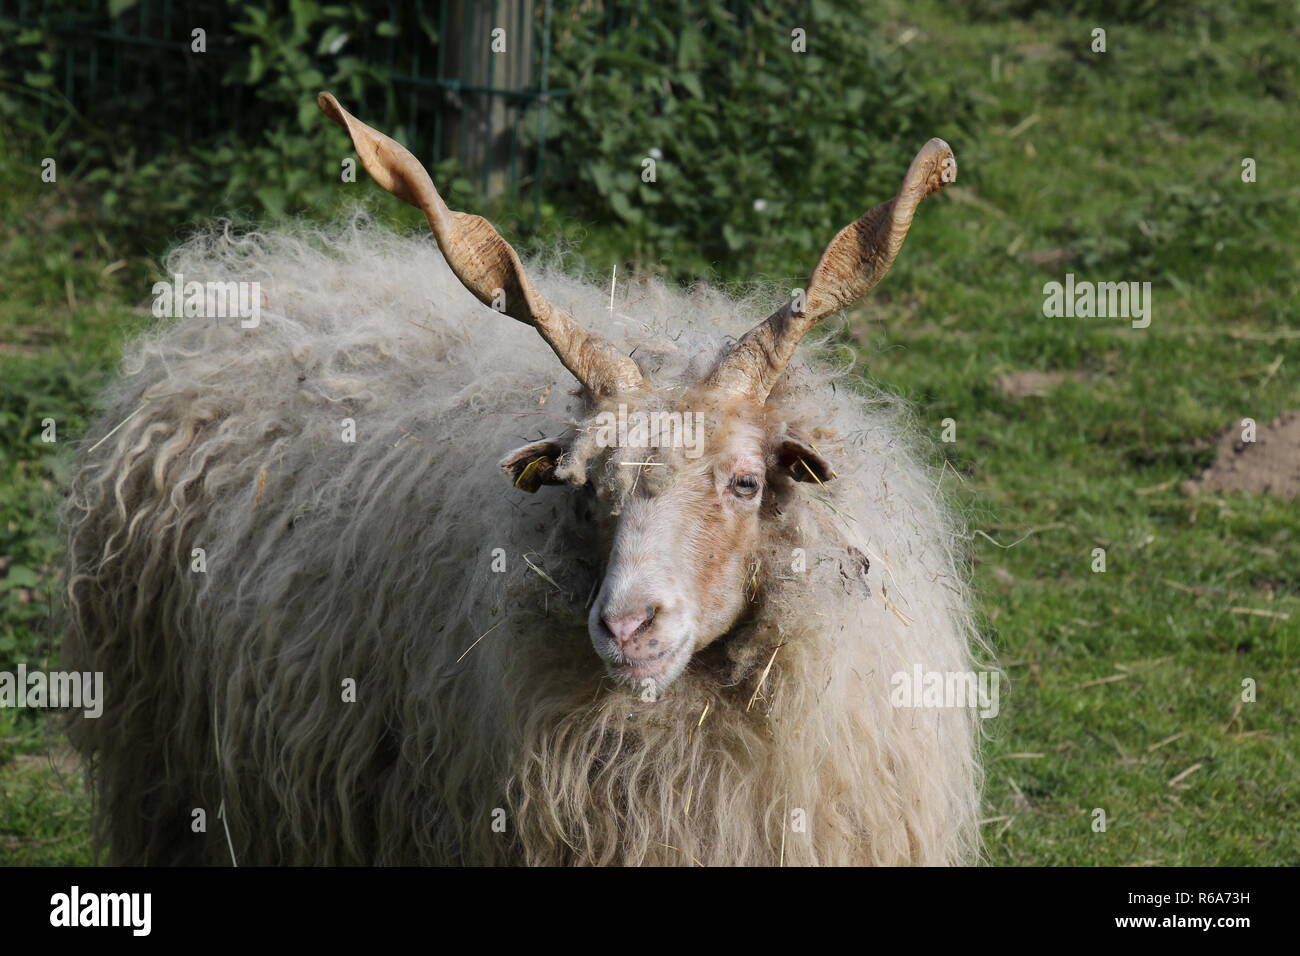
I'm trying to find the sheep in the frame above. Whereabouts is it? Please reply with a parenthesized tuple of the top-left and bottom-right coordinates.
(61, 92, 987, 866)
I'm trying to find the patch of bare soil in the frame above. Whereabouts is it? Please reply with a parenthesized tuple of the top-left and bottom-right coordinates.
(996, 370, 1088, 398)
(1182, 412, 1300, 500)
(1019, 247, 1079, 267)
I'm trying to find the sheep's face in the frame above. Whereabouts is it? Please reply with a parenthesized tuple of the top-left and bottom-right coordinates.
(501, 392, 833, 693)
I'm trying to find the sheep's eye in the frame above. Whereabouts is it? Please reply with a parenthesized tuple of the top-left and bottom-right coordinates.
(731, 474, 761, 499)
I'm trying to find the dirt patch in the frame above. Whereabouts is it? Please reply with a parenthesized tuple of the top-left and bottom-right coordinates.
(1019, 247, 1079, 267)
(1182, 412, 1300, 500)
(996, 370, 1088, 398)
(6, 748, 83, 778)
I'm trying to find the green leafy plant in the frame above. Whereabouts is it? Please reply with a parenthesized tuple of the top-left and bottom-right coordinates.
(539, 1, 976, 279)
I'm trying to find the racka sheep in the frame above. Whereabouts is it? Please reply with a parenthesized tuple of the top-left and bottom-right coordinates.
(62, 92, 986, 865)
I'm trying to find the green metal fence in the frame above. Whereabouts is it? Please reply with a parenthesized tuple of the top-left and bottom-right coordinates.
(0, 0, 582, 213)
(1, 0, 768, 219)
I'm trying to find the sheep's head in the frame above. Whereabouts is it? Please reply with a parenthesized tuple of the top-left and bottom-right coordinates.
(500, 392, 837, 690)
(319, 91, 954, 692)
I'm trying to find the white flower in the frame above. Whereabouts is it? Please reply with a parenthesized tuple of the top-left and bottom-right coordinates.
(752, 198, 768, 212)
(648, 148, 663, 160)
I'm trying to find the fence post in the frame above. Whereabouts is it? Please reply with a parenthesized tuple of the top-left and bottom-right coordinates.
(439, 0, 535, 200)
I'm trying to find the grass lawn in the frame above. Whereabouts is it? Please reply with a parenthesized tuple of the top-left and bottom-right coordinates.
(1, 1, 1295, 865)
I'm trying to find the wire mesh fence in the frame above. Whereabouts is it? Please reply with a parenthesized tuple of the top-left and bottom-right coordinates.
(0, 0, 595, 214)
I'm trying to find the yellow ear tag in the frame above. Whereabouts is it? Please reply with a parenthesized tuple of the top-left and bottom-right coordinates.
(514, 456, 554, 493)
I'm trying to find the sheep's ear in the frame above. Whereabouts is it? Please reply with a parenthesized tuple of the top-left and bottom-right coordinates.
(500, 440, 566, 493)
(775, 432, 837, 484)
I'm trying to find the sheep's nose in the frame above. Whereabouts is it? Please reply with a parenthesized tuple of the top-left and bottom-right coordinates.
(603, 605, 658, 649)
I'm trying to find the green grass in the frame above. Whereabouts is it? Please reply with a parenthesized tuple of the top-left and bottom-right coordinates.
(862, 0, 1299, 865)
(0, 134, 154, 865)
(1, 1, 1296, 865)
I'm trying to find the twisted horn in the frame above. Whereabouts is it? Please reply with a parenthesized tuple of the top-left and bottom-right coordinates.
(708, 138, 956, 398)
(317, 91, 643, 397)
